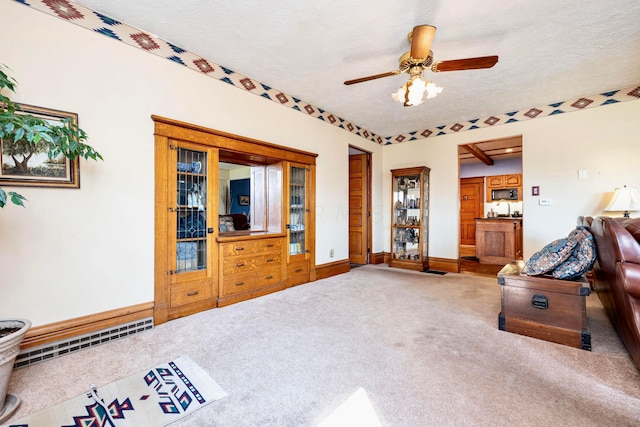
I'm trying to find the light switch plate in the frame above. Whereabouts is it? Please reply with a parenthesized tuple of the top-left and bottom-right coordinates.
(578, 169, 588, 180)
(539, 198, 552, 206)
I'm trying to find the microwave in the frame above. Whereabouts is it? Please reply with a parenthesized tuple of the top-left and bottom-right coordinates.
(491, 188, 518, 201)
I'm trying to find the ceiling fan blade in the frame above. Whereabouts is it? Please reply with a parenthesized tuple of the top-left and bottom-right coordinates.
(344, 70, 401, 85)
(410, 25, 437, 60)
(432, 55, 498, 72)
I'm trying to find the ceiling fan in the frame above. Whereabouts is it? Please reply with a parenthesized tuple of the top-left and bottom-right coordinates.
(344, 25, 498, 106)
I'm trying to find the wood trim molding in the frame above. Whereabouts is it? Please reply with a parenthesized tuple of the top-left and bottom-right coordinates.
(21, 302, 154, 350)
(428, 257, 460, 273)
(152, 115, 317, 165)
(316, 259, 350, 280)
(382, 253, 459, 273)
(370, 252, 386, 265)
(383, 252, 392, 264)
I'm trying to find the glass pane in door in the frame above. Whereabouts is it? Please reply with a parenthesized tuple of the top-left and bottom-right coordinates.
(176, 147, 207, 273)
(289, 166, 306, 255)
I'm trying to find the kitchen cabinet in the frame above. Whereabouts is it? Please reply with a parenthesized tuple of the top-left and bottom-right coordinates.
(475, 218, 523, 265)
(486, 173, 522, 202)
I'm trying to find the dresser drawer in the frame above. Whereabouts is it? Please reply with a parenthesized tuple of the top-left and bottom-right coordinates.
(256, 238, 282, 252)
(287, 260, 309, 276)
(220, 240, 259, 257)
(170, 281, 211, 307)
(221, 267, 282, 297)
(223, 252, 281, 275)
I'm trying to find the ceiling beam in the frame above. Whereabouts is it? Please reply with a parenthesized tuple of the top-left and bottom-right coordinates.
(460, 144, 494, 166)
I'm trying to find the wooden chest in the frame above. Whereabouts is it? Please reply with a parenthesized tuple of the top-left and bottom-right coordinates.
(498, 261, 591, 350)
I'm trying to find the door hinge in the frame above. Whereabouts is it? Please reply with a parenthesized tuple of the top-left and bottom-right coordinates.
(168, 270, 176, 275)
(169, 144, 178, 150)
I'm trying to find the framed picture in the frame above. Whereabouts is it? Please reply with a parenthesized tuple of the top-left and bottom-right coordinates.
(238, 195, 250, 206)
(0, 103, 80, 188)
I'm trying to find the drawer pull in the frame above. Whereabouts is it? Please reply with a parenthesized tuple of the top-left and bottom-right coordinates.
(235, 282, 246, 286)
(295, 268, 303, 273)
(235, 247, 245, 251)
(266, 244, 274, 247)
(236, 263, 246, 267)
(531, 294, 548, 310)
(265, 275, 273, 279)
(187, 291, 199, 296)
(266, 258, 274, 262)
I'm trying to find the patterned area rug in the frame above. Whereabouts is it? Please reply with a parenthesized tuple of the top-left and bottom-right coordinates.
(4, 355, 226, 427)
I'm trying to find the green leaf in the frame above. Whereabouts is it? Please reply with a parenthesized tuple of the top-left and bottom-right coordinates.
(13, 127, 24, 141)
(9, 192, 27, 207)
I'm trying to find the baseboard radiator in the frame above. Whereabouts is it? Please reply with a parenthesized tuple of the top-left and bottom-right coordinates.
(14, 317, 153, 369)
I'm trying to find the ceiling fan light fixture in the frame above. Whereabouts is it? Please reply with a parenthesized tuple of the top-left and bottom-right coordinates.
(391, 76, 442, 107)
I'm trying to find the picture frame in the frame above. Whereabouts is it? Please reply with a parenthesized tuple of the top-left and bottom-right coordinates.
(238, 195, 250, 206)
(0, 103, 80, 188)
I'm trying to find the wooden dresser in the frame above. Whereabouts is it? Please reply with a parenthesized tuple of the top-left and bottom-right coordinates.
(218, 235, 286, 306)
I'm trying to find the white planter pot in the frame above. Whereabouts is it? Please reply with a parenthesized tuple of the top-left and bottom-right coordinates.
(0, 319, 31, 423)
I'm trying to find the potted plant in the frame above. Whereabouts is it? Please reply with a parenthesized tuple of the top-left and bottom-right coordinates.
(0, 65, 102, 421)
(0, 319, 30, 422)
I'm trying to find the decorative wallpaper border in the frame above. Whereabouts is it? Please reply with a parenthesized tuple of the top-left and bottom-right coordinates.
(14, 0, 640, 145)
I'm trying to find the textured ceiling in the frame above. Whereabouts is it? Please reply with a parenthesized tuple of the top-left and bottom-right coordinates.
(75, 0, 640, 139)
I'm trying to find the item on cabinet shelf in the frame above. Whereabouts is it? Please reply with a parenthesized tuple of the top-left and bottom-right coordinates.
(177, 242, 198, 271)
(177, 161, 203, 174)
(395, 200, 403, 209)
(192, 161, 202, 174)
(218, 215, 236, 233)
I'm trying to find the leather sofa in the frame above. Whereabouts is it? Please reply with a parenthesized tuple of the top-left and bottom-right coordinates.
(589, 216, 640, 370)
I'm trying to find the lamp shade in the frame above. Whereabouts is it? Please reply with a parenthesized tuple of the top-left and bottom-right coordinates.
(604, 185, 640, 217)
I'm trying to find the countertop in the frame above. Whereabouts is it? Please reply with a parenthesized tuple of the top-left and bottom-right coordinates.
(475, 216, 523, 220)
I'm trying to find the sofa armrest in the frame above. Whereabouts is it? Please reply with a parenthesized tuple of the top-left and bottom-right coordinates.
(618, 262, 640, 299)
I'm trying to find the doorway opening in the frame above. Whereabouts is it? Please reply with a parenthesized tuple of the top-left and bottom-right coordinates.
(458, 136, 523, 276)
(349, 146, 372, 267)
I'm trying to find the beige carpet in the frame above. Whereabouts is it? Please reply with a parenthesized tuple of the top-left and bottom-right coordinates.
(6, 265, 640, 426)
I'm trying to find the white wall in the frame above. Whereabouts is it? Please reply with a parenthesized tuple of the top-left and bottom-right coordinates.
(0, 2, 383, 326)
(383, 100, 640, 260)
(460, 156, 522, 178)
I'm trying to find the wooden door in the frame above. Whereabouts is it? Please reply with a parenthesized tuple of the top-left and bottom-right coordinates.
(349, 154, 368, 264)
(460, 177, 484, 246)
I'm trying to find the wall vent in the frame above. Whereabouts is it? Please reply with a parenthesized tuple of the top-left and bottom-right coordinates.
(14, 317, 154, 369)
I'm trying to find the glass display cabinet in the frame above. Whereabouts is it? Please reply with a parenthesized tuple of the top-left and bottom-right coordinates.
(288, 165, 307, 256)
(175, 146, 208, 273)
(390, 166, 430, 271)
(285, 162, 314, 287)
